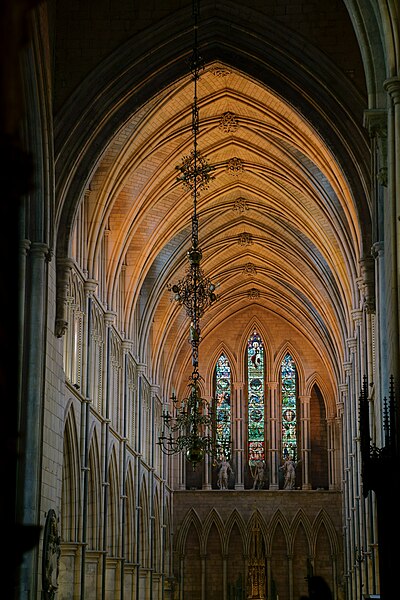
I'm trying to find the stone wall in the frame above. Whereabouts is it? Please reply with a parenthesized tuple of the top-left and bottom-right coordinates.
(173, 489, 343, 600)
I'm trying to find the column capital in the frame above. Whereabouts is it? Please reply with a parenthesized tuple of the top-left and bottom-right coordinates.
(137, 363, 147, 375)
(234, 381, 245, 390)
(343, 361, 352, 374)
(151, 384, 160, 397)
(20, 238, 31, 255)
(351, 308, 363, 324)
(104, 310, 117, 326)
(298, 394, 311, 403)
(266, 381, 279, 390)
(122, 339, 134, 353)
(84, 278, 98, 296)
(363, 108, 387, 137)
(371, 241, 384, 259)
(384, 76, 400, 104)
(363, 108, 388, 186)
(346, 338, 357, 353)
(30, 241, 51, 258)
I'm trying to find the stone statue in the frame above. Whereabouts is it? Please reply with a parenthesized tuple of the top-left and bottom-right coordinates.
(42, 509, 61, 600)
(280, 457, 297, 489)
(251, 459, 267, 489)
(217, 456, 233, 489)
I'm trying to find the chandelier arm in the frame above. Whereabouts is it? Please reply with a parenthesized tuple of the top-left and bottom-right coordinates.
(161, 0, 223, 469)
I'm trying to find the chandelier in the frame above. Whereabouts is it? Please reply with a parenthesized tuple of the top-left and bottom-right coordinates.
(159, 0, 229, 470)
(158, 375, 230, 469)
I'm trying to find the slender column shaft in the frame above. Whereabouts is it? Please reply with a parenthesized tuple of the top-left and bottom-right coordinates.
(267, 382, 278, 489)
(18, 242, 49, 599)
(234, 382, 244, 489)
(299, 395, 311, 489)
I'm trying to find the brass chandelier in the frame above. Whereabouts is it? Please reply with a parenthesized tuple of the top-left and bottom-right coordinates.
(158, 0, 230, 469)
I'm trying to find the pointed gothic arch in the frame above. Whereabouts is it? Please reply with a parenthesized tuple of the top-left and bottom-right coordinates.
(174, 508, 203, 558)
(61, 406, 80, 542)
(87, 429, 102, 550)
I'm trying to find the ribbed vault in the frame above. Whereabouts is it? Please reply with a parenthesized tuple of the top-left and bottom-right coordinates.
(56, 3, 371, 403)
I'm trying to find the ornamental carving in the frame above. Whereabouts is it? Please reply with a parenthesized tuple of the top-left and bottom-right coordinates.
(211, 66, 231, 77)
(238, 232, 253, 246)
(364, 109, 388, 187)
(226, 157, 244, 175)
(219, 112, 239, 133)
(243, 263, 257, 276)
(233, 197, 249, 214)
(42, 509, 61, 600)
(247, 288, 260, 298)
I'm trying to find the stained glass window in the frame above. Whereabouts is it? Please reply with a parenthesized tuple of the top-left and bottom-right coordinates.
(281, 353, 297, 461)
(247, 331, 265, 463)
(215, 354, 231, 458)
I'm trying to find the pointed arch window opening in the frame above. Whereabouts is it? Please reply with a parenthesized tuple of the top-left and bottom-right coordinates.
(247, 331, 265, 464)
(214, 353, 232, 460)
(281, 353, 297, 461)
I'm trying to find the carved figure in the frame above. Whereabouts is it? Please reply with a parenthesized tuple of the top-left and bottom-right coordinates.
(217, 456, 233, 489)
(42, 509, 61, 600)
(251, 459, 266, 489)
(280, 457, 297, 489)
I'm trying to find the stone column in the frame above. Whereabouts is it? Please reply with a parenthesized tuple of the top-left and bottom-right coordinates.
(201, 554, 206, 600)
(327, 417, 335, 490)
(299, 395, 311, 489)
(18, 239, 30, 407)
(178, 450, 186, 491)
(266, 555, 272, 599)
(372, 241, 387, 397)
(267, 381, 279, 489)
(222, 555, 228, 600)
(18, 241, 50, 598)
(383, 76, 400, 382)
(287, 554, 293, 600)
(234, 381, 245, 489)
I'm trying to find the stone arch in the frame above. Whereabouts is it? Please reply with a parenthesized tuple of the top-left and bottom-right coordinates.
(311, 510, 340, 557)
(342, 0, 392, 103)
(225, 509, 247, 553)
(124, 462, 135, 564)
(87, 428, 102, 550)
(268, 513, 291, 600)
(61, 405, 80, 542)
(312, 512, 338, 596)
(182, 520, 202, 600)
(267, 509, 291, 556)
(153, 486, 162, 573)
(306, 372, 334, 418)
(139, 475, 150, 568)
(247, 510, 268, 558)
(289, 509, 313, 556)
(225, 510, 247, 596)
(105, 445, 120, 556)
(308, 381, 330, 490)
(202, 508, 225, 556)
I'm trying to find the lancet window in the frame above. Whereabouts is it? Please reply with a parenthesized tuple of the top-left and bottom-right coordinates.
(215, 353, 232, 459)
(281, 353, 297, 461)
(247, 331, 265, 465)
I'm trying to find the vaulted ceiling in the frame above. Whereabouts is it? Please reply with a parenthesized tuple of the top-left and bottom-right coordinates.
(56, 2, 372, 399)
